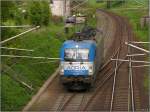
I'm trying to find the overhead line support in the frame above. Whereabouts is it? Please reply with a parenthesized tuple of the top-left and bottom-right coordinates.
(125, 42, 150, 54)
(0, 26, 40, 45)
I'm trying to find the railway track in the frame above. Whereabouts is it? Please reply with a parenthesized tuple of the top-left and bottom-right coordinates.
(108, 14, 129, 111)
(79, 11, 127, 111)
(48, 9, 123, 111)
(23, 9, 148, 111)
(79, 10, 143, 111)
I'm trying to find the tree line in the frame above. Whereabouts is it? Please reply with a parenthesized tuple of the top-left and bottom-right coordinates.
(1, 0, 51, 26)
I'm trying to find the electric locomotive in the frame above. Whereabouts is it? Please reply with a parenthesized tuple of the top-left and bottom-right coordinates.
(59, 27, 103, 90)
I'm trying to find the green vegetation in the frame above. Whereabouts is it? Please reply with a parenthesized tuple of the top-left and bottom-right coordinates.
(2, 74, 32, 110)
(1, 1, 89, 110)
(109, 0, 149, 42)
(28, 1, 51, 26)
(1, 23, 68, 111)
(1, 1, 69, 111)
(1, 1, 17, 22)
(144, 74, 149, 91)
(1, 0, 149, 111)
(1, 0, 50, 26)
(87, 0, 149, 42)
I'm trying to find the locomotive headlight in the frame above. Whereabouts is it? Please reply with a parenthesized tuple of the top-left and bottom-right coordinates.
(60, 68, 64, 75)
(89, 63, 93, 75)
(60, 62, 64, 75)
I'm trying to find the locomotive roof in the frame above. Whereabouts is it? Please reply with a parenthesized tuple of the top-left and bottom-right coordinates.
(62, 40, 96, 49)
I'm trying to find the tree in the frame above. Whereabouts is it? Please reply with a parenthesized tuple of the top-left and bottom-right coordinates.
(14, 9, 24, 25)
(1, 1, 16, 22)
(28, 1, 50, 26)
(28, 1, 42, 25)
(41, 1, 51, 26)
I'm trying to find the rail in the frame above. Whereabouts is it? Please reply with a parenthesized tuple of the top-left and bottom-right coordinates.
(110, 48, 120, 111)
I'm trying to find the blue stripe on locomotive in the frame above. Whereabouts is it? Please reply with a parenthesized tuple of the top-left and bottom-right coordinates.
(64, 70, 89, 76)
(60, 40, 97, 62)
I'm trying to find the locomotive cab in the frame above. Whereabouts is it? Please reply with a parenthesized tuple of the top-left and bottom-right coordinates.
(59, 40, 97, 90)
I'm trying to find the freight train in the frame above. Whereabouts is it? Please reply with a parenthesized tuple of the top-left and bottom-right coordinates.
(59, 26, 104, 90)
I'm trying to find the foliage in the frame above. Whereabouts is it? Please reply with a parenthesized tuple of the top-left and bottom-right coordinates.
(110, 0, 125, 8)
(41, 1, 51, 25)
(1, 0, 69, 111)
(1, 21, 73, 110)
(1, 1, 16, 22)
(28, 0, 50, 26)
(14, 9, 24, 25)
(109, 1, 149, 43)
(28, 1, 42, 25)
(1, 27, 21, 41)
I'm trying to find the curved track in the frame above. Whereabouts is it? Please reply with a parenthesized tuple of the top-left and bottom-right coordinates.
(23, 9, 149, 111)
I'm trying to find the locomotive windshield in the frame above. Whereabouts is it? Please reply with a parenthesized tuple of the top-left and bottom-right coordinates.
(64, 48, 89, 61)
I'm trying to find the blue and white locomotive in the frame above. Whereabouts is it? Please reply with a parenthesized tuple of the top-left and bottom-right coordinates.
(59, 27, 103, 90)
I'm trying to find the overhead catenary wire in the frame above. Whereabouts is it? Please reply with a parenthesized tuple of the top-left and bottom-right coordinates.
(1, 25, 32, 28)
(0, 26, 40, 45)
(71, 0, 88, 11)
(31, 60, 59, 65)
(3, 65, 34, 90)
(126, 53, 146, 57)
(1, 47, 34, 52)
(132, 64, 150, 68)
(112, 7, 148, 10)
(133, 0, 145, 6)
(1, 55, 60, 60)
(129, 41, 150, 44)
(111, 58, 150, 64)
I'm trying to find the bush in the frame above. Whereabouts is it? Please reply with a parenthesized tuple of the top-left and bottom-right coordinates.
(14, 10, 24, 25)
(28, 1, 42, 25)
(28, 1, 50, 26)
(1, 27, 20, 41)
(1, 1, 16, 22)
(41, 1, 51, 26)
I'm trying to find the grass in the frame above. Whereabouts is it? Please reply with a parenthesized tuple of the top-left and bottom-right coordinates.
(1, 22, 71, 111)
(1, 74, 33, 110)
(1, 13, 97, 112)
(87, 0, 149, 43)
(108, 0, 149, 42)
(144, 73, 149, 90)
(1, 6, 92, 110)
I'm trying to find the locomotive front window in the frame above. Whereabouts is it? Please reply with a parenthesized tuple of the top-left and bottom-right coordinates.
(64, 48, 89, 61)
